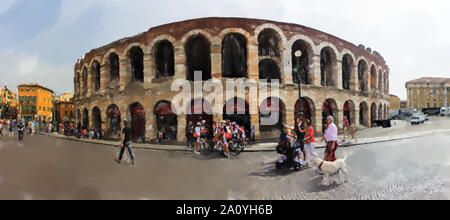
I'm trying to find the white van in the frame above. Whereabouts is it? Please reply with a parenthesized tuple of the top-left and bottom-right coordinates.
(440, 107, 447, 116)
(411, 115, 425, 125)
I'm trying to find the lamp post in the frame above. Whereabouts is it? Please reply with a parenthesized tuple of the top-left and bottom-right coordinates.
(294, 50, 304, 118)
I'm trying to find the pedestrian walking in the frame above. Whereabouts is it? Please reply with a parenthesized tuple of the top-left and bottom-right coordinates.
(186, 121, 194, 149)
(8, 120, 15, 137)
(295, 117, 307, 161)
(349, 121, 357, 142)
(303, 119, 318, 167)
(343, 116, 350, 142)
(115, 121, 135, 165)
(321, 115, 339, 162)
(17, 120, 25, 141)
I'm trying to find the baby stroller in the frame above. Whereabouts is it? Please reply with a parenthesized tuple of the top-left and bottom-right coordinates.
(275, 137, 303, 171)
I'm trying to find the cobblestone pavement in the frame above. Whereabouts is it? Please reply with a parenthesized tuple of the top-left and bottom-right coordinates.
(0, 130, 449, 200)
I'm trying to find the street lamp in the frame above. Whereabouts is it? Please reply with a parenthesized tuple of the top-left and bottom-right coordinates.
(294, 50, 304, 118)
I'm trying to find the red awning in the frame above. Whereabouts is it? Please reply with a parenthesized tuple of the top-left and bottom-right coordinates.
(189, 100, 213, 115)
(131, 104, 145, 115)
(322, 101, 331, 111)
(224, 99, 248, 114)
(107, 107, 121, 116)
(155, 102, 175, 115)
(260, 98, 281, 112)
(344, 102, 350, 111)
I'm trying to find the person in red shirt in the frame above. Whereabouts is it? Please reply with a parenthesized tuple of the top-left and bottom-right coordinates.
(303, 119, 318, 167)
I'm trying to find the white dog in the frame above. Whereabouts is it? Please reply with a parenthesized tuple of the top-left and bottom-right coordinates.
(313, 156, 349, 186)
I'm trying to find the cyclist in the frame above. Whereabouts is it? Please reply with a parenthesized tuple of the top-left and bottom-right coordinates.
(222, 120, 232, 158)
(193, 122, 202, 155)
(232, 122, 247, 146)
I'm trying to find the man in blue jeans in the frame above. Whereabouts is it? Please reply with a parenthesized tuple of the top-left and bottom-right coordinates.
(115, 121, 135, 165)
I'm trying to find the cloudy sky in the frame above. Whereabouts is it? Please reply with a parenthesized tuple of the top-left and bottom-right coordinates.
(1, 0, 450, 99)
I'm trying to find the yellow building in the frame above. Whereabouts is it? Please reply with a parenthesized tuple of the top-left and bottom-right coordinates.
(406, 77, 450, 110)
(389, 95, 401, 110)
(18, 84, 54, 122)
(0, 86, 18, 119)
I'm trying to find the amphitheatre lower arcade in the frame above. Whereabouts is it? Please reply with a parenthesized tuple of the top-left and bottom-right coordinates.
(73, 17, 390, 142)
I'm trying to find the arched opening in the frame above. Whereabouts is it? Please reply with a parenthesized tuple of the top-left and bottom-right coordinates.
(75, 72, 80, 96)
(259, 59, 280, 82)
(106, 104, 121, 139)
(294, 98, 313, 123)
(344, 100, 356, 126)
(378, 70, 383, 93)
(82, 108, 89, 129)
(128, 46, 144, 82)
(291, 40, 312, 84)
(222, 33, 247, 78)
(155, 40, 175, 78)
(258, 29, 281, 57)
(322, 99, 338, 133)
(129, 102, 146, 142)
(359, 102, 369, 127)
(259, 97, 285, 138)
(109, 53, 120, 81)
(342, 54, 353, 90)
(187, 99, 213, 137)
(223, 98, 251, 137)
(320, 47, 337, 87)
(186, 35, 211, 81)
(92, 107, 102, 131)
(370, 65, 377, 92)
(91, 61, 101, 91)
(358, 60, 368, 92)
(82, 67, 88, 96)
(76, 109, 81, 125)
(371, 103, 377, 126)
(154, 101, 178, 140)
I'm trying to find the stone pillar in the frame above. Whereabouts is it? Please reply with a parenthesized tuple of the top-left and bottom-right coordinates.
(353, 65, 359, 92)
(336, 108, 344, 133)
(119, 59, 131, 92)
(355, 108, 361, 127)
(174, 44, 186, 80)
(87, 68, 92, 97)
(284, 108, 295, 130)
(146, 113, 154, 141)
(100, 64, 109, 93)
(311, 54, 322, 87)
(100, 109, 107, 131)
(143, 53, 154, 90)
(177, 113, 187, 141)
(336, 60, 343, 90)
(314, 109, 323, 135)
(211, 37, 222, 80)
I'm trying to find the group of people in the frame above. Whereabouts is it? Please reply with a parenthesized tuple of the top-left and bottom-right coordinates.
(0, 119, 30, 141)
(57, 121, 105, 140)
(283, 114, 343, 167)
(186, 119, 247, 158)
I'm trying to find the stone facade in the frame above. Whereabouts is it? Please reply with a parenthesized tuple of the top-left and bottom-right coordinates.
(73, 17, 390, 141)
(389, 95, 401, 110)
(406, 77, 450, 110)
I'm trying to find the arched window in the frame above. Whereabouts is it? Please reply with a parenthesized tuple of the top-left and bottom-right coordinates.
(259, 59, 280, 82)
(82, 67, 88, 96)
(358, 60, 368, 92)
(320, 48, 337, 87)
(92, 61, 101, 91)
(342, 55, 353, 90)
(370, 65, 377, 91)
(186, 35, 211, 81)
(222, 33, 247, 78)
(258, 29, 280, 57)
(155, 40, 175, 78)
(291, 40, 312, 84)
(109, 53, 120, 81)
(128, 46, 144, 82)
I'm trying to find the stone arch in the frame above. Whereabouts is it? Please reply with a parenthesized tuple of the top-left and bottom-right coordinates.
(106, 104, 121, 139)
(185, 34, 212, 81)
(344, 100, 356, 126)
(371, 103, 377, 126)
(154, 100, 178, 140)
(75, 72, 80, 96)
(291, 39, 314, 84)
(153, 40, 175, 78)
(295, 97, 316, 131)
(91, 60, 101, 92)
(105, 51, 120, 83)
(357, 59, 369, 92)
(91, 106, 102, 131)
(259, 59, 280, 82)
(370, 64, 377, 92)
(257, 28, 282, 58)
(180, 29, 214, 45)
(342, 54, 354, 90)
(82, 67, 88, 96)
(127, 46, 144, 83)
(378, 69, 383, 94)
(222, 33, 248, 78)
(322, 99, 339, 133)
(129, 102, 146, 142)
(223, 97, 251, 137)
(359, 101, 369, 127)
(259, 97, 285, 138)
(320, 47, 338, 87)
(254, 23, 287, 47)
(82, 108, 89, 129)
(378, 104, 383, 122)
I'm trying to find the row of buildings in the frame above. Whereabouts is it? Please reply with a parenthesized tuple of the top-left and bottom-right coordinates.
(0, 84, 74, 123)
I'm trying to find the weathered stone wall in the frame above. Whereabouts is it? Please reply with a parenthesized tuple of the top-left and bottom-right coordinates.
(73, 17, 390, 141)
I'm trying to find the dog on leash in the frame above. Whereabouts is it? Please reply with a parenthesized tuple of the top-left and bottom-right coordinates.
(313, 155, 349, 186)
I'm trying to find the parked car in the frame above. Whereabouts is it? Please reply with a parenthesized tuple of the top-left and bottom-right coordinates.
(424, 114, 429, 121)
(411, 115, 425, 125)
